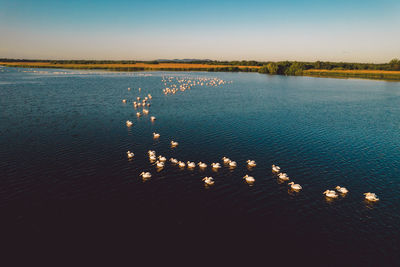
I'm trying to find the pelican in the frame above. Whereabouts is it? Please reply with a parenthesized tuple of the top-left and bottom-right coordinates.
(170, 158, 178, 164)
(158, 155, 167, 162)
(364, 192, 379, 202)
(229, 161, 237, 167)
(335, 186, 349, 194)
(247, 160, 256, 167)
(148, 94, 152, 99)
(288, 182, 302, 191)
(151, 116, 156, 121)
(153, 132, 160, 139)
(222, 157, 230, 164)
(126, 120, 133, 127)
(137, 97, 141, 101)
(278, 173, 290, 181)
(211, 163, 221, 169)
(148, 150, 156, 156)
(126, 151, 134, 158)
(323, 190, 338, 198)
(143, 109, 149, 114)
(171, 141, 179, 147)
(243, 174, 255, 184)
(272, 165, 281, 172)
(178, 161, 186, 168)
(140, 172, 151, 179)
(187, 161, 196, 168)
(156, 161, 164, 168)
(202, 177, 215, 186)
(198, 162, 207, 168)
(136, 112, 141, 117)
(128, 87, 131, 91)
(149, 155, 156, 161)
(122, 99, 127, 103)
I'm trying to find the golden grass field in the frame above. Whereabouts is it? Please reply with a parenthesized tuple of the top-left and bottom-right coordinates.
(303, 69, 400, 80)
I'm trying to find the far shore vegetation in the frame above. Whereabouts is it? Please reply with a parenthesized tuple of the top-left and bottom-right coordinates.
(1, 58, 399, 81)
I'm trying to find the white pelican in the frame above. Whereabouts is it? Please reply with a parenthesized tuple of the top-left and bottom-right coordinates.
(148, 150, 156, 156)
(126, 120, 133, 127)
(140, 172, 151, 179)
(222, 157, 230, 164)
(187, 161, 196, 168)
(198, 162, 207, 168)
(272, 165, 281, 172)
(364, 192, 379, 202)
(202, 177, 215, 186)
(243, 174, 255, 184)
(151, 116, 156, 121)
(128, 87, 131, 91)
(156, 161, 164, 168)
(247, 160, 256, 167)
(323, 190, 338, 198)
(335, 186, 348, 194)
(122, 99, 127, 103)
(137, 97, 141, 101)
(288, 182, 302, 191)
(171, 141, 179, 147)
(149, 155, 156, 161)
(158, 155, 167, 162)
(153, 132, 160, 139)
(278, 173, 289, 181)
(126, 151, 134, 159)
(143, 109, 149, 114)
(136, 112, 141, 117)
(229, 161, 237, 167)
(178, 161, 186, 168)
(148, 94, 152, 99)
(211, 163, 221, 169)
(170, 158, 178, 164)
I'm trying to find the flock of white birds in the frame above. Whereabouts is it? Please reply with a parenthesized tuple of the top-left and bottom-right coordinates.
(123, 76, 380, 203)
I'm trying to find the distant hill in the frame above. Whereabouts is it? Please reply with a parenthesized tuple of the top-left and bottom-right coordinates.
(157, 59, 212, 62)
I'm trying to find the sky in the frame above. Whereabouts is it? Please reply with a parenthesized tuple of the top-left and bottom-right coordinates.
(0, 0, 399, 62)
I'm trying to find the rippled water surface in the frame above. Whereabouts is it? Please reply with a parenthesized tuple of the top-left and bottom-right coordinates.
(1, 67, 400, 264)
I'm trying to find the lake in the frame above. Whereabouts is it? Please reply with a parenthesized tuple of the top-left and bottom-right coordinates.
(1, 67, 399, 265)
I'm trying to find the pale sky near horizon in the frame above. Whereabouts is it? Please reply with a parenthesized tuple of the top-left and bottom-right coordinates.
(0, 0, 399, 63)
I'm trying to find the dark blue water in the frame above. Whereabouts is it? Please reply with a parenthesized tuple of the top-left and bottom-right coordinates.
(1, 67, 400, 265)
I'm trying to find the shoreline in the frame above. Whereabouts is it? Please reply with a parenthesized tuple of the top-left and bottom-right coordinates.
(1, 62, 400, 81)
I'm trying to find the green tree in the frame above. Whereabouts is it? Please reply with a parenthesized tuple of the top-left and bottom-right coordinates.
(389, 58, 400, 70)
(267, 62, 279, 74)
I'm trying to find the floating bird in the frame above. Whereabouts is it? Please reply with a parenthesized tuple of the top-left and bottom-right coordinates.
(278, 173, 289, 181)
(247, 160, 256, 167)
(136, 112, 141, 117)
(151, 116, 156, 121)
(178, 161, 186, 168)
(158, 155, 167, 162)
(211, 163, 221, 169)
(143, 109, 149, 114)
(149, 155, 156, 161)
(171, 141, 179, 147)
(229, 161, 237, 167)
(202, 177, 215, 186)
(288, 182, 302, 191)
(222, 157, 231, 164)
(243, 174, 255, 184)
(198, 162, 207, 168)
(364, 192, 379, 202)
(156, 161, 164, 168)
(335, 186, 349, 194)
(126, 120, 133, 127)
(272, 165, 281, 172)
(153, 132, 160, 139)
(128, 87, 131, 91)
(170, 158, 178, 164)
(148, 150, 156, 156)
(140, 172, 151, 179)
(122, 99, 127, 103)
(126, 151, 134, 158)
(187, 161, 196, 168)
(323, 190, 338, 198)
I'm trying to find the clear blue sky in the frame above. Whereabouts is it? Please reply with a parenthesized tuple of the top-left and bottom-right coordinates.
(1, 0, 399, 62)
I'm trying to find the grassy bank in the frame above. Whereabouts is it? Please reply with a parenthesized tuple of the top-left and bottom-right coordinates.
(303, 69, 400, 81)
(1, 61, 400, 81)
(0, 62, 260, 72)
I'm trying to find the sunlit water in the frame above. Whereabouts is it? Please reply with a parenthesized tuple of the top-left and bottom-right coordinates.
(1, 67, 400, 264)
